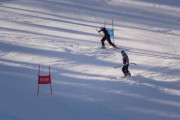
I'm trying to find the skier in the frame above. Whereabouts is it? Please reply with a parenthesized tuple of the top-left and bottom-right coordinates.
(98, 27, 117, 48)
(121, 50, 131, 77)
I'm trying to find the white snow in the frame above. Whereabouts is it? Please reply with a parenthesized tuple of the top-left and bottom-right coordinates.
(0, 0, 180, 120)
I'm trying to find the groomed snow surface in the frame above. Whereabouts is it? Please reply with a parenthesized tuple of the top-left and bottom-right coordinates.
(0, 0, 180, 120)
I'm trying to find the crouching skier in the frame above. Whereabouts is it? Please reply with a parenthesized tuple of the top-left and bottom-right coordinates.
(121, 50, 131, 77)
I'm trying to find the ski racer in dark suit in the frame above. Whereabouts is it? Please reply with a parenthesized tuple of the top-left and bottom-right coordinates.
(121, 50, 131, 77)
(98, 27, 117, 48)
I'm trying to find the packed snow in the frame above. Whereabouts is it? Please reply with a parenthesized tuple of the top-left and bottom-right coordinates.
(0, 0, 180, 120)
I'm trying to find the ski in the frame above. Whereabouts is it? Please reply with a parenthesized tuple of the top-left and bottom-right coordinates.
(100, 46, 121, 50)
(110, 76, 131, 80)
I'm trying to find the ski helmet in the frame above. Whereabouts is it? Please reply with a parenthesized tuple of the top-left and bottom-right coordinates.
(100, 27, 104, 29)
(121, 50, 126, 56)
(121, 50, 125, 54)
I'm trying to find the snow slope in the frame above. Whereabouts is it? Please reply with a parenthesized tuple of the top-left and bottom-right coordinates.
(0, 0, 180, 120)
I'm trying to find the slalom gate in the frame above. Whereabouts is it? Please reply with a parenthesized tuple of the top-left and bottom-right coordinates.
(37, 65, 52, 96)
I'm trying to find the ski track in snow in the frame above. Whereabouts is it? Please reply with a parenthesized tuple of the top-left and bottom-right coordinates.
(0, 0, 180, 120)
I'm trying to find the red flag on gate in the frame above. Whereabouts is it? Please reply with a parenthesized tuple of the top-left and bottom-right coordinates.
(37, 65, 52, 96)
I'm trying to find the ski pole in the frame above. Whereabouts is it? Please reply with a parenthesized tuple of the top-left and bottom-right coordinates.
(114, 65, 123, 68)
(96, 29, 103, 37)
(130, 63, 137, 65)
(114, 63, 137, 68)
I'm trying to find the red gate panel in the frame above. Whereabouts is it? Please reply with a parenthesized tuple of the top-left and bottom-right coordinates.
(37, 65, 52, 96)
